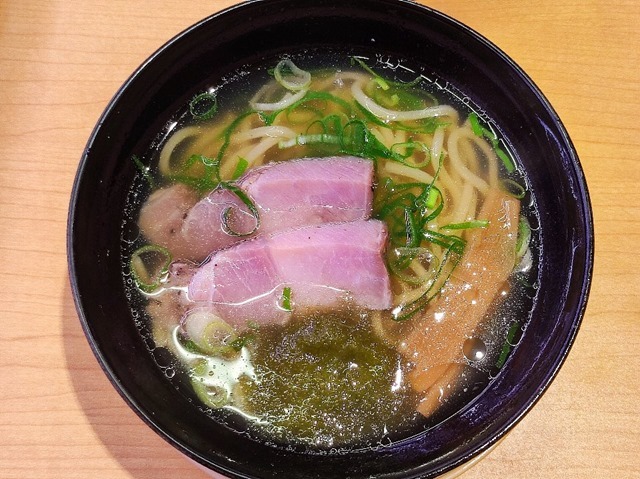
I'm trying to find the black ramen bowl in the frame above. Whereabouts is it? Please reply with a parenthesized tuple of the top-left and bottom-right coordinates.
(68, 0, 593, 477)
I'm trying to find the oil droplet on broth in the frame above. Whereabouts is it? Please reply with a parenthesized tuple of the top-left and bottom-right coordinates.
(463, 337, 487, 362)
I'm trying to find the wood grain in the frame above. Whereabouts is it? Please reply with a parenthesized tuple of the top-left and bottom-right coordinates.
(0, 1, 638, 478)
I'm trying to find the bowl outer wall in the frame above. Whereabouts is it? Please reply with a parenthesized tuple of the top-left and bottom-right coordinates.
(67, 0, 594, 478)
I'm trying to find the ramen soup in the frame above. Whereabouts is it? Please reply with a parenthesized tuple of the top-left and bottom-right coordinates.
(124, 57, 538, 449)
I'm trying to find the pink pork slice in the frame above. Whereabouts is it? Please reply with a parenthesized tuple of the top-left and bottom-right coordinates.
(181, 156, 374, 261)
(138, 183, 202, 260)
(187, 220, 392, 327)
(241, 156, 374, 232)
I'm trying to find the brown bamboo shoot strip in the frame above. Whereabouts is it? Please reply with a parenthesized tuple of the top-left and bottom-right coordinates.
(399, 189, 520, 417)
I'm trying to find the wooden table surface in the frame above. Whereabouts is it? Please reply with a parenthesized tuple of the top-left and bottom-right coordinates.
(1, 1, 638, 478)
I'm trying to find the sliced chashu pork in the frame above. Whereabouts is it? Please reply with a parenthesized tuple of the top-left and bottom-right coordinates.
(139, 156, 374, 262)
(188, 220, 392, 327)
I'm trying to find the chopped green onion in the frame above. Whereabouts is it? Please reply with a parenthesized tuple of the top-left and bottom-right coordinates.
(419, 155, 445, 220)
(495, 321, 520, 369)
(422, 189, 444, 224)
(468, 112, 483, 136)
(191, 378, 229, 408)
(351, 56, 425, 91)
(192, 318, 239, 357)
(351, 57, 390, 90)
(229, 333, 253, 352)
(422, 229, 466, 255)
(231, 157, 249, 180)
(180, 338, 202, 354)
(375, 78, 390, 90)
(131, 155, 155, 188)
(496, 147, 516, 173)
(343, 118, 399, 160)
(217, 110, 256, 163)
(169, 154, 221, 192)
(271, 100, 439, 163)
(387, 247, 437, 285)
(440, 219, 490, 230)
(392, 246, 462, 321)
(372, 158, 464, 320)
(279, 133, 341, 149)
(276, 110, 394, 161)
(389, 141, 431, 168)
(468, 112, 516, 173)
(515, 216, 531, 260)
(374, 179, 443, 248)
(425, 188, 439, 209)
(501, 178, 527, 199)
(189, 91, 218, 121)
(281, 287, 292, 312)
(129, 244, 172, 293)
(260, 91, 351, 126)
(219, 182, 260, 237)
(177, 315, 241, 358)
(404, 207, 421, 248)
(274, 58, 312, 92)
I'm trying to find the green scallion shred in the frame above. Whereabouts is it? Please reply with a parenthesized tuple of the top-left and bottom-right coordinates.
(495, 321, 520, 369)
(389, 141, 432, 168)
(197, 319, 239, 357)
(351, 57, 390, 90)
(468, 112, 483, 136)
(496, 147, 516, 173)
(189, 91, 218, 121)
(391, 246, 462, 321)
(274, 58, 312, 92)
(261, 91, 351, 126)
(387, 247, 437, 285)
(218, 182, 260, 237)
(217, 110, 256, 163)
(440, 219, 490, 231)
(131, 155, 155, 188)
(229, 333, 253, 352)
(279, 133, 341, 149)
(468, 112, 516, 173)
(373, 170, 466, 319)
(350, 56, 424, 92)
(515, 216, 532, 260)
(404, 207, 422, 248)
(169, 154, 221, 193)
(281, 287, 292, 312)
(180, 338, 202, 354)
(129, 244, 172, 294)
(425, 187, 439, 209)
(231, 157, 249, 180)
(422, 230, 466, 256)
(275, 110, 395, 161)
(501, 178, 526, 199)
(191, 379, 229, 408)
(422, 189, 445, 224)
(371, 85, 432, 111)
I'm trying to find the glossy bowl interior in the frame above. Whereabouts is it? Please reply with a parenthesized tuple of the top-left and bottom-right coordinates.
(68, 0, 594, 478)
